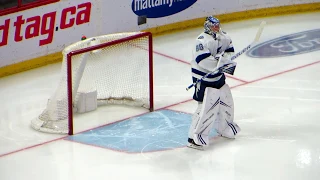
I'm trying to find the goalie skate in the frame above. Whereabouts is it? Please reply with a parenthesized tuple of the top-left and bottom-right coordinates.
(187, 138, 204, 150)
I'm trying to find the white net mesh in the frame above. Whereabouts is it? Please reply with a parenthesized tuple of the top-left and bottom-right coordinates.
(31, 32, 152, 134)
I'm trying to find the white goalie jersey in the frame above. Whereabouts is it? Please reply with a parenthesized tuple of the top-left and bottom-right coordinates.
(191, 31, 235, 85)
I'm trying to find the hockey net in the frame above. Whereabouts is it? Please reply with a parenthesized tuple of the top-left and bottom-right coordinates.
(31, 32, 153, 135)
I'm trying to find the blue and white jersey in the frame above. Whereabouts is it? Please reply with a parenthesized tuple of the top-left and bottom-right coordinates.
(191, 31, 234, 87)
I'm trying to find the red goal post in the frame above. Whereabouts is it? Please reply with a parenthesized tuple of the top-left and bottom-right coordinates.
(31, 32, 154, 135)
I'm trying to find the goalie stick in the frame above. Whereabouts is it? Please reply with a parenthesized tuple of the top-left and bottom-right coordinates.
(186, 21, 266, 91)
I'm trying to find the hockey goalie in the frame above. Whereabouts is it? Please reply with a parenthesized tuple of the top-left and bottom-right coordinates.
(187, 16, 241, 150)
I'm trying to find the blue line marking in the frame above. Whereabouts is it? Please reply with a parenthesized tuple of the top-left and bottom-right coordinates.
(66, 109, 218, 153)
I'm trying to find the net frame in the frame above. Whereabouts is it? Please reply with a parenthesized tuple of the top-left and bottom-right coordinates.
(54, 32, 153, 135)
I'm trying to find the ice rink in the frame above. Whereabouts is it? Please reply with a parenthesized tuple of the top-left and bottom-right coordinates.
(1, 12, 320, 180)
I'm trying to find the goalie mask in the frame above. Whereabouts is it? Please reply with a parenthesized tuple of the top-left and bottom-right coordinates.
(204, 16, 221, 35)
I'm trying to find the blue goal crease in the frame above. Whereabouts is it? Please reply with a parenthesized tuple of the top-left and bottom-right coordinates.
(66, 109, 218, 153)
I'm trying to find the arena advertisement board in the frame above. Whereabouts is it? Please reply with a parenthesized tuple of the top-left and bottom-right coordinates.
(101, 0, 239, 33)
(0, 2, 91, 47)
(0, 0, 318, 68)
(0, 0, 96, 67)
(131, 0, 197, 18)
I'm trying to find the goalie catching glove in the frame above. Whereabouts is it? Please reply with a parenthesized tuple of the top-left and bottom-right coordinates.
(215, 52, 237, 75)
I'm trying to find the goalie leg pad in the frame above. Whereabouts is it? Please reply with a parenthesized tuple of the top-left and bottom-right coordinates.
(220, 83, 234, 122)
(213, 84, 241, 138)
(219, 122, 241, 139)
(188, 103, 202, 139)
(191, 87, 220, 146)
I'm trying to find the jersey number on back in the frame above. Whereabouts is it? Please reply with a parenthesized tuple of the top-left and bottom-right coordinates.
(196, 44, 204, 52)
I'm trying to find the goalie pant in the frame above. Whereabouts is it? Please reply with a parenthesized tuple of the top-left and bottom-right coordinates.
(188, 84, 241, 146)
